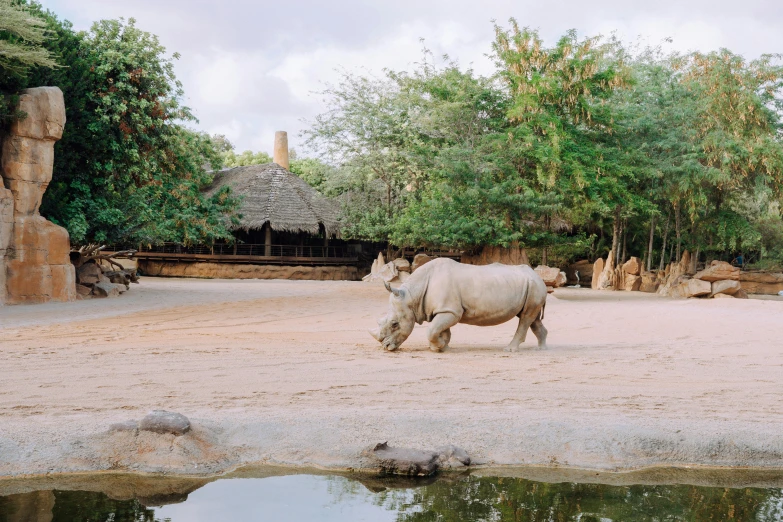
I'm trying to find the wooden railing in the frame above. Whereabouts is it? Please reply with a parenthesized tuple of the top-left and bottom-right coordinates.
(107, 242, 358, 266)
(137, 242, 351, 258)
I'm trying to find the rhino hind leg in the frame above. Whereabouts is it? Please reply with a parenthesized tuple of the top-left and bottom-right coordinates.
(428, 313, 459, 352)
(530, 317, 548, 349)
(503, 314, 535, 352)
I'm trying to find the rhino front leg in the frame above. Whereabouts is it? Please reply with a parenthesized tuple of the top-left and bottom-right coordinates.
(428, 312, 460, 352)
(504, 314, 535, 352)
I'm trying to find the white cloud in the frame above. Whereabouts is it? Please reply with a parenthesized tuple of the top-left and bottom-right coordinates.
(37, 0, 783, 153)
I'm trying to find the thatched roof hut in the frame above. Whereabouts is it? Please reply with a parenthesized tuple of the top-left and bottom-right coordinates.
(206, 163, 341, 237)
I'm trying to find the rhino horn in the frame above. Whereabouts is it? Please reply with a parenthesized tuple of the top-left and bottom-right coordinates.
(369, 328, 382, 341)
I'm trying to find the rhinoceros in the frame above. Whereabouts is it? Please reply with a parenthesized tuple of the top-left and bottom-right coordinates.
(369, 258, 548, 352)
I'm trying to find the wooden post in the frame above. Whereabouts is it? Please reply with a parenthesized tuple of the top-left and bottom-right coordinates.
(264, 223, 272, 256)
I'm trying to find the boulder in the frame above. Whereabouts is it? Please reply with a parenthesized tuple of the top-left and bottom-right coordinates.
(366, 442, 440, 476)
(623, 274, 642, 291)
(391, 258, 411, 273)
(711, 279, 741, 296)
(712, 293, 735, 299)
(591, 258, 604, 290)
(411, 253, 433, 272)
(362, 260, 400, 283)
(596, 254, 617, 290)
(622, 256, 642, 276)
(77, 262, 103, 286)
(694, 261, 740, 282)
(680, 250, 692, 274)
(75, 284, 92, 297)
(104, 269, 132, 287)
(435, 444, 471, 468)
(534, 265, 565, 288)
(139, 410, 191, 436)
(366, 252, 386, 278)
(679, 278, 712, 298)
(657, 252, 693, 297)
(378, 262, 399, 283)
(92, 281, 121, 298)
(734, 288, 749, 299)
(639, 271, 660, 293)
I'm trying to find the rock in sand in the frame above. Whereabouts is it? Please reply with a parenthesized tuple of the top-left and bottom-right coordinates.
(366, 442, 440, 476)
(139, 410, 191, 435)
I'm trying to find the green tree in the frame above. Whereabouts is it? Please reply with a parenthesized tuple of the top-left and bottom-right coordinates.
(0, 0, 57, 77)
(6, 11, 239, 245)
(222, 149, 273, 167)
(0, 0, 59, 124)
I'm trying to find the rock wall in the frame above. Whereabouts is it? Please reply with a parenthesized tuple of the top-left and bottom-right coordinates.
(138, 260, 359, 281)
(739, 271, 783, 295)
(1, 87, 75, 305)
(461, 243, 530, 266)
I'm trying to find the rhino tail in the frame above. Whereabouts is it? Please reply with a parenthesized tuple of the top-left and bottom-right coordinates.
(539, 302, 546, 321)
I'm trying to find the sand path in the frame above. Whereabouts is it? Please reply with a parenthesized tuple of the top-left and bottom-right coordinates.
(1, 278, 782, 476)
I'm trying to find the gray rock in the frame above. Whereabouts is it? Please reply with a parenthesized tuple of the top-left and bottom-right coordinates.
(109, 420, 138, 433)
(92, 281, 120, 298)
(367, 442, 440, 476)
(411, 253, 434, 272)
(139, 410, 191, 435)
(76, 262, 102, 286)
(436, 444, 471, 467)
(104, 270, 131, 286)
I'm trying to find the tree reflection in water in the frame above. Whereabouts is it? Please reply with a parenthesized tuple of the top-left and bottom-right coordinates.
(51, 491, 160, 522)
(1, 475, 782, 521)
(370, 476, 783, 522)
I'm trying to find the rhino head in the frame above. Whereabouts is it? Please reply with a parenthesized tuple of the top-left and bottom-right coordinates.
(369, 281, 417, 351)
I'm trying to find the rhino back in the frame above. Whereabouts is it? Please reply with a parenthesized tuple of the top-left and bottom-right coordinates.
(418, 260, 545, 326)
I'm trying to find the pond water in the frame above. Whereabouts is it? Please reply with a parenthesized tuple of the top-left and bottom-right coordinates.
(1, 473, 782, 521)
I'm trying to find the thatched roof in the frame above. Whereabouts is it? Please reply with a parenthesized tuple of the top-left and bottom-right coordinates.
(205, 163, 341, 236)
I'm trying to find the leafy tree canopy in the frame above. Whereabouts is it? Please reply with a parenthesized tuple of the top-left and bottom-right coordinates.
(1, 6, 239, 246)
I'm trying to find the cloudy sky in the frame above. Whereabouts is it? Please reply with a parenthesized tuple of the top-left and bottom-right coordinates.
(39, 0, 782, 155)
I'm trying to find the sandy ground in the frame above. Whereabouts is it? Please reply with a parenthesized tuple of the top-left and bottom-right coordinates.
(1, 278, 783, 478)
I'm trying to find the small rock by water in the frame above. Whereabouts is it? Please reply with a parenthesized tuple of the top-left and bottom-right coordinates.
(138, 410, 191, 436)
(365, 442, 471, 476)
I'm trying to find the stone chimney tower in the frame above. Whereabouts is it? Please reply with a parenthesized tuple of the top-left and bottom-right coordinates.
(273, 131, 289, 170)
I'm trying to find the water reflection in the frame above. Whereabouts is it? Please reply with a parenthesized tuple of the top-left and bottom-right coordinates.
(1, 473, 782, 522)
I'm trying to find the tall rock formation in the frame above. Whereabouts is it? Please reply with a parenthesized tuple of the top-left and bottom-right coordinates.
(461, 242, 530, 266)
(0, 87, 76, 304)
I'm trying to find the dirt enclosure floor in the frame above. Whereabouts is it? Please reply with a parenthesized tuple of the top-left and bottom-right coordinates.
(1, 278, 783, 478)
